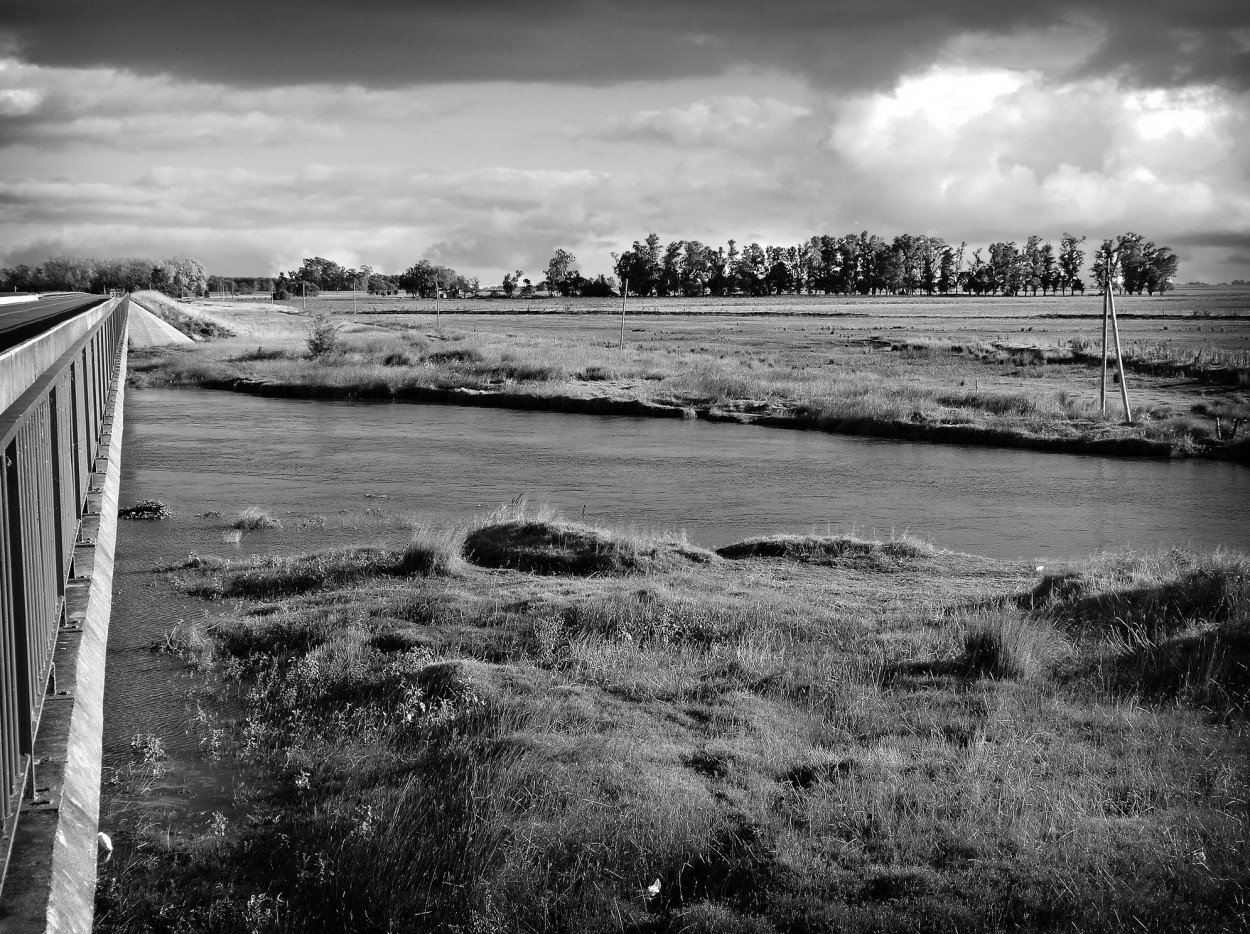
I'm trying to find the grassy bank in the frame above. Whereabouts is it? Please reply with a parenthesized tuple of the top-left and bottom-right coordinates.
(131, 290, 237, 340)
(96, 508, 1250, 933)
(127, 301, 1250, 459)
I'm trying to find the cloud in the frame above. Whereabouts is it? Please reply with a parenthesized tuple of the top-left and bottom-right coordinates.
(0, 163, 623, 277)
(0, 57, 429, 149)
(579, 96, 811, 148)
(818, 66, 1250, 246)
(2, 2, 1247, 92)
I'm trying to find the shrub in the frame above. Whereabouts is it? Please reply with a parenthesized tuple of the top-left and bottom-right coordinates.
(307, 312, 342, 358)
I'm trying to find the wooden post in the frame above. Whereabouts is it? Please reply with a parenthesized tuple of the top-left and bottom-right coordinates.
(302, 281, 306, 312)
(1100, 284, 1109, 417)
(619, 277, 628, 350)
(435, 273, 441, 328)
(1108, 288, 1133, 424)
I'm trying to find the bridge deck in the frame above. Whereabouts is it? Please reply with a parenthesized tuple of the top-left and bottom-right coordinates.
(0, 296, 108, 354)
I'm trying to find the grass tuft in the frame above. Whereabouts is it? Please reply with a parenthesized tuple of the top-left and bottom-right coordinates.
(401, 524, 465, 576)
(958, 610, 1065, 680)
(232, 506, 281, 530)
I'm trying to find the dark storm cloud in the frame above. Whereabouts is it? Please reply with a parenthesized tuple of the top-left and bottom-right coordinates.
(4, 1, 1248, 90)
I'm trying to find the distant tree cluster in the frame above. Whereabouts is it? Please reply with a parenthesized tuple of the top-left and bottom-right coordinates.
(566, 230, 1179, 298)
(207, 275, 275, 294)
(265, 256, 480, 299)
(0, 255, 208, 296)
(274, 257, 395, 296)
(1091, 233, 1181, 295)
(538, 249, 618, 298)
(398, 260, 478, 299)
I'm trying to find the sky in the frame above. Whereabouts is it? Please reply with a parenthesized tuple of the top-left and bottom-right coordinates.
(0, 1, 1248, 283)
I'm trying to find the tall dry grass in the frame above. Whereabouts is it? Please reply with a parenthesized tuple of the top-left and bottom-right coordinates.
(100, 515, 1250, 933)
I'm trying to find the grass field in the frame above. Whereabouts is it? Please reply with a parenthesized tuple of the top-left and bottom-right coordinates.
(95, 506, 1250, 933)
(129, 288, 1250, 459)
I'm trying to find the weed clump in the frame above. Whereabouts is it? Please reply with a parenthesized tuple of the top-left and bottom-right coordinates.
(119, 499, 172, 520)
(231, 506, 281, 530)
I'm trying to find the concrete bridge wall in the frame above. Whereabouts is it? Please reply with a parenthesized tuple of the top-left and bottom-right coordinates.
(0, 297, 129, 933)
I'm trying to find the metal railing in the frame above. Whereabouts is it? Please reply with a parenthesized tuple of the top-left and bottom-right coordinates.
(0, 297, 128, 884)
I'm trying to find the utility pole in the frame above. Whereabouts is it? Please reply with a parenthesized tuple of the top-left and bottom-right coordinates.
(1100, 284, 1109, 417)
(1108, 286, 1132, 424)
(1098, 253, 1132, 424)
(619, 277, 628, 350)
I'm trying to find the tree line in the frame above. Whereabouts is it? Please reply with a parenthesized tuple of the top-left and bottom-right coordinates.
(567, 231, 1179, 298)
(2, 231, 1179, 303)
(1, 255, 207, 295)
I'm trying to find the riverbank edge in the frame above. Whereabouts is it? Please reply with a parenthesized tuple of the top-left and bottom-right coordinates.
(185, 375, 1250, 463)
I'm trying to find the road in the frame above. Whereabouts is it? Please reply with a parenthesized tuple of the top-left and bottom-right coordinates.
(0, 294, 108, 354)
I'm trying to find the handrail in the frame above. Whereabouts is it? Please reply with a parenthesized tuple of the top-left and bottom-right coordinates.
(0, 296, 128, 894)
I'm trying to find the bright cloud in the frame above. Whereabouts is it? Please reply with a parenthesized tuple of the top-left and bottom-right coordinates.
(819, 66, 1250, 260)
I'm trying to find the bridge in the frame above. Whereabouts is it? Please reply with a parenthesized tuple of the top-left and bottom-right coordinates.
(0, 294, 130, 933)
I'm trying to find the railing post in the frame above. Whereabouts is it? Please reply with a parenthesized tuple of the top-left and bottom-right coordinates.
(2, 441, 33, 764)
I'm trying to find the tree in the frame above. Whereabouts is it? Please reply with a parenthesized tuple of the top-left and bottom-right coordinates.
(680, 241, 713, 295)
(1116, 233, 1179, 294)
(1023, 236, 1044, 295)
(734, 242, 768, 295)
(502, 269, 523, 297)
(545, 249, 578, 297)
(400, 260, 458, 297)
(1039, 242, 1057, 295)
(289, 257, 347, 290)
(1114, 232, 1146, 293)
(765, 260, 793, 294)
(1058, 233, 1086, 295)
(1143, 244, 1179, 294)
(581, 274, 618, 298)
(613, 234, 663, 295)
(41, 256, 96, 292)
(1092, 238, 1120, 291)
